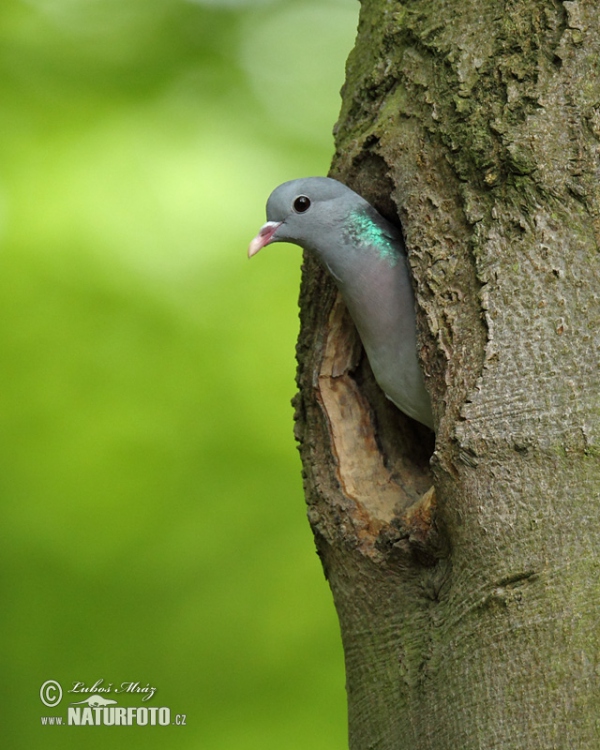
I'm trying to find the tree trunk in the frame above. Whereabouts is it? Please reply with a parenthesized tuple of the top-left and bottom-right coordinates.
(293, 1, 600, 747)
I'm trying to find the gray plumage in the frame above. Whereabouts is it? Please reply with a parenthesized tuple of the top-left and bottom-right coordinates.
(249, 176, 434, 430)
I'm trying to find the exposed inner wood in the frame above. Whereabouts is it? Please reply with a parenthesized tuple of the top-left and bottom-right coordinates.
(315, 292, 435, 533)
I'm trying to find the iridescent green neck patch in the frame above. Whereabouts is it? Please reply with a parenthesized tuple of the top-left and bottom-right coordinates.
(344, 209, 399, 265)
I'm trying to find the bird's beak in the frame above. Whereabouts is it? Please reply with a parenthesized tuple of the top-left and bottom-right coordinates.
(248, 221, 282, 258)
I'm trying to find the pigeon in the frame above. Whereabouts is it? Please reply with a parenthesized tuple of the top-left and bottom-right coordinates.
(248, 177, 434, 430)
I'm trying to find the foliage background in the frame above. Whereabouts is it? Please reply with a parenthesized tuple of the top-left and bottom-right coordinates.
(0, 0, 358, 746)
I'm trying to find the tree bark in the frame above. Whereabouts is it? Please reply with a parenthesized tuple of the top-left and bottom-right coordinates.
(293, 1, 600, 747)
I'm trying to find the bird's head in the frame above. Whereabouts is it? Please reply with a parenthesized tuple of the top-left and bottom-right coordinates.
(248, 177, 403, 272)
(248, 177, 361, 258)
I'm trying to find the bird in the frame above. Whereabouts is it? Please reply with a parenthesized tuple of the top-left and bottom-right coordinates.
(248, 176, 434, 430)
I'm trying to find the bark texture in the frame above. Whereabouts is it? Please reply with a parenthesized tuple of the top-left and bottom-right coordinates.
(293, 1, 600, 747)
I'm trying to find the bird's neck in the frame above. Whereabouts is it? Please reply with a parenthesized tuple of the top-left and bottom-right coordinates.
(332, 251, 418, 354)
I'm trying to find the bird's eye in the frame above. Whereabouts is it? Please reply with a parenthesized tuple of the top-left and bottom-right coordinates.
(293, 195, 311, 213)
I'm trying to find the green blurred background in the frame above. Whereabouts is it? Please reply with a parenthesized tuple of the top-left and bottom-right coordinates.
(0, 0, 359, 746)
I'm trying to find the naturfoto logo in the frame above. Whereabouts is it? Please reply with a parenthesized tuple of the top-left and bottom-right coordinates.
(39, 679, 187, 728)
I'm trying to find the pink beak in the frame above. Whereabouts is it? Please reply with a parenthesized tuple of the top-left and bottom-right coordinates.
(248, 221, 282, 258)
